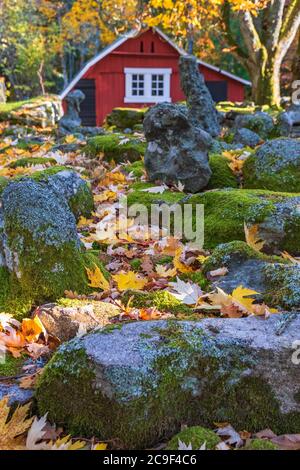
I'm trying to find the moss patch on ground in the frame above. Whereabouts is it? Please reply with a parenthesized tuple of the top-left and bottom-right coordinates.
(84, 134, 146, 163)
(105, 107, 147, 130)
(166, 426, 220, 450)
(206, 154, 238, 189)
(8, 157, 57, 169)
(0, 354, 25, 377)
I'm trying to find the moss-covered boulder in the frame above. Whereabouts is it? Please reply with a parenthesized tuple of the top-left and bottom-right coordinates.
(232, 128, 261, 148)
(206, 154, 238, 189)
(105, 107, 147, 130)
(264, 263, 300, 310)
(0, 169, 104, 317)
(125, 154, 238, 189)
(128, 186, 300, 253)
(166, 426, 220, 450)
(234, 112, 274, 140)
(84, 133, 146, 162)
(36, 316, 300, 449)
(243, 138, 300, 192)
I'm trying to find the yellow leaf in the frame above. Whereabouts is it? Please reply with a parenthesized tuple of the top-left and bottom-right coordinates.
(173, 248, 193, 273)
(197, 255, 209, 264)
(231, 285, 260, 312)
(93, 442, 108, 450)
(21, 317, 44, 343)
(94, 190, 117, 203)
(77, 216, 93, 228)
(85, 264, 110, 290)
(0, 396, 33, 450)
(244, 223, 265, 253)
(112, 271, 147, 291)
(65, 134, 77, 144)
(155, 265, 177, 278)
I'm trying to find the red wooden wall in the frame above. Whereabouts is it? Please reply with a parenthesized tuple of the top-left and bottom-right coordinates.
(77, 30, 245, 125)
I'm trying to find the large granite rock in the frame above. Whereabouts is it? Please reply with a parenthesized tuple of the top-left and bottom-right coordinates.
(277, 104, 300, 137)
(143, 102, 212, 193)
(243, 138, 300, 192)
(36, 300, 120, 342)
(4, 95, 63, 128)
(233, 127, 261, 148)
(0, 169, 103, 317)
(234, 112, 274, 140)
(37, 316, 300, 449)
(179, 55, 221, 137)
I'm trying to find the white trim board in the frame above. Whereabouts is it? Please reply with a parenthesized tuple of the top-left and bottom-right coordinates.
(124, 67, 172, 103)
(60, 27, 251, 99)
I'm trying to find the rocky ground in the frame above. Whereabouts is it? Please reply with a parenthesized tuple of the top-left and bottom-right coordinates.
(0, 98, 299, 450)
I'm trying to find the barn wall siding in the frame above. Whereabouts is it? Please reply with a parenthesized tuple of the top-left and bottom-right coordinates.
(66, 29, 246, 126)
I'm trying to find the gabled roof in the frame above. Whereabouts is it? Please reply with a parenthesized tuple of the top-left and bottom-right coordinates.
(60, 27, 251, 99)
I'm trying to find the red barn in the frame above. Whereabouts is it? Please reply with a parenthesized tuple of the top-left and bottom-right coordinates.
(60, 28, 251, 126)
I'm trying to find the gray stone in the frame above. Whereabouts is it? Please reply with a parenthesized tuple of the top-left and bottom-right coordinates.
(58, 90, 85, 135)
(37, 301, 120, 342)
(8, 95, 63, 128)
(234, 112, 274, 139)
(0, 383, 34, 407)
(37, 316, 300, 449)
(264, 263, 300, 310)
(233, 127, 261, 148)
(0, 169, 99, 313)
(179, 55, 221, 137)
(243, 138, 300, 192)
(277, 104, 300, 137)
(143, 102, 212, 193)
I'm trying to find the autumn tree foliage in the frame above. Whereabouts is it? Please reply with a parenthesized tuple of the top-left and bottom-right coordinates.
(146, 0, 300, 106)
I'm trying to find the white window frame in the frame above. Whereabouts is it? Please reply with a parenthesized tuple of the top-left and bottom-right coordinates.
(124, 67, 172, 103)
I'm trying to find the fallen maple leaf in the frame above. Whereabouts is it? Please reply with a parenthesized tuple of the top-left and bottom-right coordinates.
(216, 425, 243, 448)
(140, 184, 168, 194)
(155, 265, 177, 278)
(231, 285, 259, 312)
(112, 271, 148, 291)
(85, 264, 110, 290)
(173, 248, 194, 274)
(244, 222, 265, 253)
(169, 277, 203, 305)
(21, 317, 44, 343)
(271, 434, 300, 451)
(209, 267, 229, 277)
(0, 396, 33, 450)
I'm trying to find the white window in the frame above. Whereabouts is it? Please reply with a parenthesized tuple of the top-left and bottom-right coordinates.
(124, 68, 172, 103)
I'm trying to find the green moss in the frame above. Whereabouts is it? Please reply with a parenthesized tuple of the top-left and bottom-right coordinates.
(178, 271, 209, 290)
(69, 182, 94, 220)
(8, 157, 57, 169)
(207, 154, 238, 189)
(188, 189, 294, 250)
(0, 248, 107, 320)
(129, 259, 142, 272)
(124, 160, 145, 178)
(84, 134, 146, 162)
(127, 182, 182, 209)
(264, 264, 300, 310)
(0, 355, 25, 377)
(243, 155, 300, 192)
(166, 426, 220, 450)
(202, 241, 285, 274)
(122, 290, 193, 317)
(105, 107, 147, 130)
(0, 176, 8, 195)
(244, 439, 279, 450)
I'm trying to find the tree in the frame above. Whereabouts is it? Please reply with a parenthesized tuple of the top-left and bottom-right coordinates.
(222, 0, 300, 106)
(146, 0, 300, 106)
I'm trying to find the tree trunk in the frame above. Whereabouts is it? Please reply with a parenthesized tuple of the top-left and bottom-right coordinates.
(250, 56, 281, 107)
